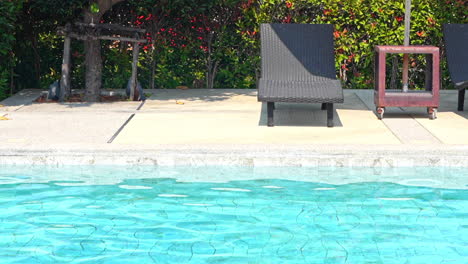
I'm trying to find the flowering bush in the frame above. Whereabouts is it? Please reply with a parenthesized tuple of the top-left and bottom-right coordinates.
(7, 0, 468, 94)
(238, 0, 468, 89)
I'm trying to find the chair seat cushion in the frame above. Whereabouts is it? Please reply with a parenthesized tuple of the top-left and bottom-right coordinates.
(455, 80, 468, 90)
(258, 79, 344, 103)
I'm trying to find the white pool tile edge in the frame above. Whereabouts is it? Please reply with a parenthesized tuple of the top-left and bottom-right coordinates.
(1, 148, 468, 168)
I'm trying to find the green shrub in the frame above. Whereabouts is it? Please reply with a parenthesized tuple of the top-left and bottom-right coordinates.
(0, 0, 23, 100)
(238, 0, 468, 89)
(10, 0, 468, 93)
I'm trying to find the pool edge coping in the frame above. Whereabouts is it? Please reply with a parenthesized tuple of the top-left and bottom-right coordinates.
(2, 145, 468, 168)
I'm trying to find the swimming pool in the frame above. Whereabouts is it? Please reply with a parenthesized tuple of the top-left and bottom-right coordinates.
(1, 166, 467, 263)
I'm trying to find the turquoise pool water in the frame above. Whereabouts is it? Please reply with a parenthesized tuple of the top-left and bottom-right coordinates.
(0, 166, 467, 263)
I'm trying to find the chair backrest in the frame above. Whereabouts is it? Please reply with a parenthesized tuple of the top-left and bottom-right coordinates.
(443, 24, 468, 87)
(260, 23, 336, 82)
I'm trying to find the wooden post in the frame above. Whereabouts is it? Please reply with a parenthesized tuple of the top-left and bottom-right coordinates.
(60, 24, 72, 102)
(130, 42, 140, 101)
(402, 0, 412, 92)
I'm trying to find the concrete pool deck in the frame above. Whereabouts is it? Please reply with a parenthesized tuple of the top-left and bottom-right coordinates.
(1, 89, 467, 167)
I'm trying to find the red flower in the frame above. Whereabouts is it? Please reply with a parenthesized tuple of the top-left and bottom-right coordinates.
(427, 17, 436, 27)
(395, 16, 403, 22)
(285, 1, 293, 9)
(323, 9, 332, 16)
(416, 31, 426, 37)
(333, 31, 340, 38)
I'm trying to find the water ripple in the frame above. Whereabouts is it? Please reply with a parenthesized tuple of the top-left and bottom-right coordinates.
(0, 173, 466, 263)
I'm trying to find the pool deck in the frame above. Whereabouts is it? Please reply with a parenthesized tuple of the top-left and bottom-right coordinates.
(1, 89, 468, 167)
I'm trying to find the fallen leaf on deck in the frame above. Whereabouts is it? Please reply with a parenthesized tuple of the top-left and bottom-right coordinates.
(0, 115, 10, 120)
(176, 101, 185, 105)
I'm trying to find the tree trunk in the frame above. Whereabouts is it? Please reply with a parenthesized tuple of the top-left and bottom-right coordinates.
(205, 33, 216, 89)
(84, 41, 103, 101)
(209, 61, 219, 89)
(205, 60, 219, 90)
(83, 0, 125, 102)
(83, 11, 102, 102)
(10, 63, 14, 95)
(206, 57, 212, 89)
(150, 43, 156, 90)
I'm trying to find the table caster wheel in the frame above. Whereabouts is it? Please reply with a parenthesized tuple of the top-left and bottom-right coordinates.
(428, 108, 437, 120)
(376, 107, 385, 120)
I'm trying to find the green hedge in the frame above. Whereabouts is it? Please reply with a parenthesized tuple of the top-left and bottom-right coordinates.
(10, 0, 468, 93)
(0, 0, 23, 100)
(239, 0, 468, 89)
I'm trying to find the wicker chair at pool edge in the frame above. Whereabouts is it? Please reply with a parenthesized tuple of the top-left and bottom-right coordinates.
(443, 24, 468, 111)
(258, 24, 344, 128)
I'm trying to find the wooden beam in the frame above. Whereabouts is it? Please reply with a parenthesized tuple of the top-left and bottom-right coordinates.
(57, 31, 146, 43)
(58, 31, 146, 43)
(98, 35, 147, 43)
(74, 22, 146, 33)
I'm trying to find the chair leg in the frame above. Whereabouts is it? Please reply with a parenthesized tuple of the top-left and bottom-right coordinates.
(327, 103, 334, 128)
(458, 89, 465, 111)
(267, 102, 274, 127)
(321, 103, 327, 110)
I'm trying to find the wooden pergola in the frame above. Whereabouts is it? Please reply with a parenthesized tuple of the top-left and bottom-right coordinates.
(57, 22, 147, 101)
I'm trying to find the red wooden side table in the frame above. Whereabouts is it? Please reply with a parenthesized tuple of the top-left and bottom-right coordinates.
(374, 45, 440, 119)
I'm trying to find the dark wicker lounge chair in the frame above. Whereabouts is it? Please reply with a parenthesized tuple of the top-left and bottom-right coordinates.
(258, 24, 343, 127)
(443, 24, 468, 111)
